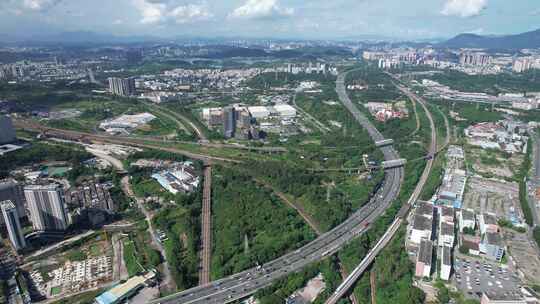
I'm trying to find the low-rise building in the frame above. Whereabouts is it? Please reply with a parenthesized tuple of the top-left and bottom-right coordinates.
(99, 113, 156, 135)
(95, 270, 156, 304)
(480, 291, 526, 304)
(460, 235, 481, 256)
(459, 209, 476, 232)
(439, 206, 454, 225)
(416, 202, 434, 219)
(480, 232, 505, 262)
(152, 163, 200, 194)
(440, 245, 452, 281)
(410, 213, 433, 245)
(415, 240, 433, 278)
(248, 106, 271, 119)
(273, 104, 296, 119)
(437, 169, 467, 208)
(439, 221, 455, 247)
(480, 213, 500, 235)
(66, 181, 116, 228)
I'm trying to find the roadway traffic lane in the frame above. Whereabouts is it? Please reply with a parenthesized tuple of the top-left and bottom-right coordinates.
(150, 71, 404, 304)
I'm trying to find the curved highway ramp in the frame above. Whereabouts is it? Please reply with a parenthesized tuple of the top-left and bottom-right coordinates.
(148, 71, 404, 304)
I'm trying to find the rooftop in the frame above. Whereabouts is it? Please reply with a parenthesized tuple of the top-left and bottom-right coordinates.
(24, 184, 62, 191)
(482, 213, 498, 226)
(413, 214, 432, 232)
(0, 200, 16, 210)
(461, 235, 480, 251)
(440, 221, 454, 236)
(485, 231, 503, 247)
(442, 246, 452, 266)
(418, 240, 433, 265)
(461, 209, 475, 221)
(483, 290, 525, 301)
(416, 202, 434, 218)
(440, 206, 454, 219)
(95, 271, 156, 304)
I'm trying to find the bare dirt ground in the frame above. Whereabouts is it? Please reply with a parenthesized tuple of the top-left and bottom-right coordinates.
(504, 230, 540, 284)
(463, 177, 521, 221)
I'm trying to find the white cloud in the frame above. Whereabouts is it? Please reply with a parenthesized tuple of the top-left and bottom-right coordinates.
(441, 0, 488, 18)
(23, 0, 62, 10)
(133, 0, 213, 24)
(230, 0, 294, 19)
(0, 0, 63, 13)
(169, 4, 213, 24)
(133, 0, 165, 24)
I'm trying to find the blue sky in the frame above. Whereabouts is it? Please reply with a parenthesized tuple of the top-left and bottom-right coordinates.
(0, 0, 539, 40)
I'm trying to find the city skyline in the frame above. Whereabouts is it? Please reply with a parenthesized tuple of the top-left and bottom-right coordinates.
(0, 0, 539, 41)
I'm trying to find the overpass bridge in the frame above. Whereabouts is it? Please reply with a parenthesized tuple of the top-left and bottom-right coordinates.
(147, 70, 404, 304)
(325, 73, 440, 304)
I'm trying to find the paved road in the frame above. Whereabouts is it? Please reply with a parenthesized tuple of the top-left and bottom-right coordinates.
(148, 71, 404, 304)
(85, 147, 126, 172)
(121, 176, 176, 292)
(325, 74, 439, 304)
(142, 101, 208, 142)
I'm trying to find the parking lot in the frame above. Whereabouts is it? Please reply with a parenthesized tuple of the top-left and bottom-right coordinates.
(454, 257, 521, 299)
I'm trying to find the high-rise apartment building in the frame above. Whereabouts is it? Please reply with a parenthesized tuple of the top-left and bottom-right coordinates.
(0, 179, 25, 224)
(223, 106, 236, 139)
(24, 184, 69, 232)
(513, 58, 534, 73)
(459, 52, 492, 66)
(0, 115, 16, 145)
(1, 200, 26, 251)
(108, 77, 136, 96)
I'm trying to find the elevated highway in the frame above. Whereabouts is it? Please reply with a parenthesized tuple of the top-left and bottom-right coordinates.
(325, 74, 439, 304)
(148, 70, 404, 304)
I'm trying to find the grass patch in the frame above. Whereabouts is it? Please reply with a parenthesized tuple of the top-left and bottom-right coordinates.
(50, 286, 62, 296)
(67, 250, 87, 262)
(123, 240, 145, 277)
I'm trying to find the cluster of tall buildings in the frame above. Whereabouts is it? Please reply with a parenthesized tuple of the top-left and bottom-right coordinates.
(0, 64, 25, 80)
(363, 50, 421, 70)
(222, 106, 256, 139)
(108, 77, 136, 97)
(202, 104, 297, 140)
(202, 106, 256, 139)
(1, 201, 26, 251)
(1, 182, 70, 252)
(282, 62, 333, 75)
(0, 180, 25, 225)
(25, 184, 70, 232)
(512, 57, 540, 73)
(459, 52, 492, 66)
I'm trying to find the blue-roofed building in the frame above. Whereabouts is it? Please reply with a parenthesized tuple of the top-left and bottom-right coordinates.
(151, 163, 200, 195)
(95, 271, 156, 304)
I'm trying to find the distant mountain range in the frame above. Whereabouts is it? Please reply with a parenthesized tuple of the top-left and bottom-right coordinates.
(439, 28, 540, 49)
(3, 29, 540, 50)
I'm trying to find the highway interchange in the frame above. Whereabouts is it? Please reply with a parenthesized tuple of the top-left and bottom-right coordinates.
(149, 70, 405, 304)
(13, 69, 437, 304)
(325, 75, 440, 303)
